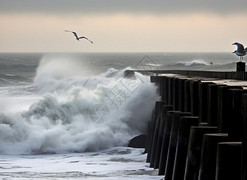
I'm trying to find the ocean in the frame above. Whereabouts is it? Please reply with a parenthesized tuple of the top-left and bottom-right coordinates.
(0, 52, 239, 179)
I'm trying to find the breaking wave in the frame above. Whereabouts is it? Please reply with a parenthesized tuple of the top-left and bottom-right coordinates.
(0, 57, 159, 154)
(176, 60, 209, 66)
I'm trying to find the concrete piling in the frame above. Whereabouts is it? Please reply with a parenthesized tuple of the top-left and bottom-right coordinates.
(237, 61, 246, 72)
(161, 77, 169, 103)
(164, 112, 191, 180)
(150, 76, 160, 93)
(242, 94, 247, 180)
(198, 133, 229, 180)
(207, 84, 219, 126)
(168, 77, 174, 105)
(184, 80, 191, 112)
(190, 80, 200, 116)
(146, 101, 165, 163)
(149, 101, 166, 167)
(183, 126, 218, 180)
(172, 78, 180, 110)
(172, 116, 199, 180)
(154, 105, 173, 169)
(199, 82, 214, 123)
(215, 142, 242, 180)
(149, 112, 161, 168)
(227, 89, 247, 141)
(178, 79, 186, 112)
(217, 86, 242, 132)
(236, 61, 246, 80)
(158, 111, 179, 175)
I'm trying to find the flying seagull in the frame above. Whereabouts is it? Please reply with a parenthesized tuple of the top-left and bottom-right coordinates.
(65, 30, 93, 44)
(232, 42, 247, 61)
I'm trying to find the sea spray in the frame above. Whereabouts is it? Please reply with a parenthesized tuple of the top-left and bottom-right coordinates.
(0, 57, 159, 154)
(34, 54, 96, 93)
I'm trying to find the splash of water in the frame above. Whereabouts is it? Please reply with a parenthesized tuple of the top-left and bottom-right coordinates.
(0, 56, 159, 154)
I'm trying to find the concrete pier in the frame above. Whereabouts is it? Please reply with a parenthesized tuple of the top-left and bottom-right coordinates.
(143, 69, 247, 180)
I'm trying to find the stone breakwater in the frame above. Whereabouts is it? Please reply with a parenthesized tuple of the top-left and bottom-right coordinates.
(142, 70, 247, 180)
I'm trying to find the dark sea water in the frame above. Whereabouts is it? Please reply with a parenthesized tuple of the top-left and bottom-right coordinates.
(0, 52, 239, 179)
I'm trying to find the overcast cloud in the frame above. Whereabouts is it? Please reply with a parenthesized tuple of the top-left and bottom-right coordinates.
(1, 0, 247, 15)
(1, 0, 246, 52)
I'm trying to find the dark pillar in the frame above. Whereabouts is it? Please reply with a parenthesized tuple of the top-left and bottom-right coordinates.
(158, 111, 180, 175)
(172, 78, 179, 110)
(149, 101, 166, 167)
(227, 89, 247, 141)
(178, 79, 186, 112)
(198, 133, 229, 180)
(184, 126, 218, 180)
(154, 105, 173, 169)
(172, 116, 199, 180)
(150, 76, 161, 95)
(207, 84, 219, 126)
(236, 61, 246, 80)
(242, 94, 247, 180)
(237, 61, 246, 71)
(216, 142, 242, 180)
(190, 80, 200, 116)
(164, 112, 191, 180)
(184, 80, 191, 112)
(168, 77, 174, 105)
(199, 82, 214, 123)
(160, 76, 169, 104)
(217, 86, 242, 132)
(146, 101, 165, 163)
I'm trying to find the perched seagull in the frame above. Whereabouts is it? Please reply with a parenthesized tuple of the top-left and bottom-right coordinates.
(232, 42, 247, 61)
(65, 30, 93, 44)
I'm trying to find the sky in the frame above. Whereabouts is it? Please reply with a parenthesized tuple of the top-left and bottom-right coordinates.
(0, 0, 247, 52)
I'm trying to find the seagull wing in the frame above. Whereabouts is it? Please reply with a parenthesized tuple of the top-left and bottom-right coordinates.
(65, 30, 79, 40)
(78, 36, 93, 43)
(234, 43, 245, 52)
(72, 32, 79, 40)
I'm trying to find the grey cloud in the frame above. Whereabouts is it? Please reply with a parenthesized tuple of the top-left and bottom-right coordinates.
(0, 0, 247, 15)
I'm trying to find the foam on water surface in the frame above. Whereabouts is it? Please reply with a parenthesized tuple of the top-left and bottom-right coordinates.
(0, 147, 161, 180)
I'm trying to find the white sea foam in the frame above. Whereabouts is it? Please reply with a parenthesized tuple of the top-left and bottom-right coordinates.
(0, 57, 159, 155)
(0, 147, 161, 179)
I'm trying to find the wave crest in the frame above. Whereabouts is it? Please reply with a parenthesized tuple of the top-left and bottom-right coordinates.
(0, 57, 159, 154)
(177, 60, 209, 66)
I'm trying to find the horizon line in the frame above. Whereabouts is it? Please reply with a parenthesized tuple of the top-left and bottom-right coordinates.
(0, 51, 232, 54)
